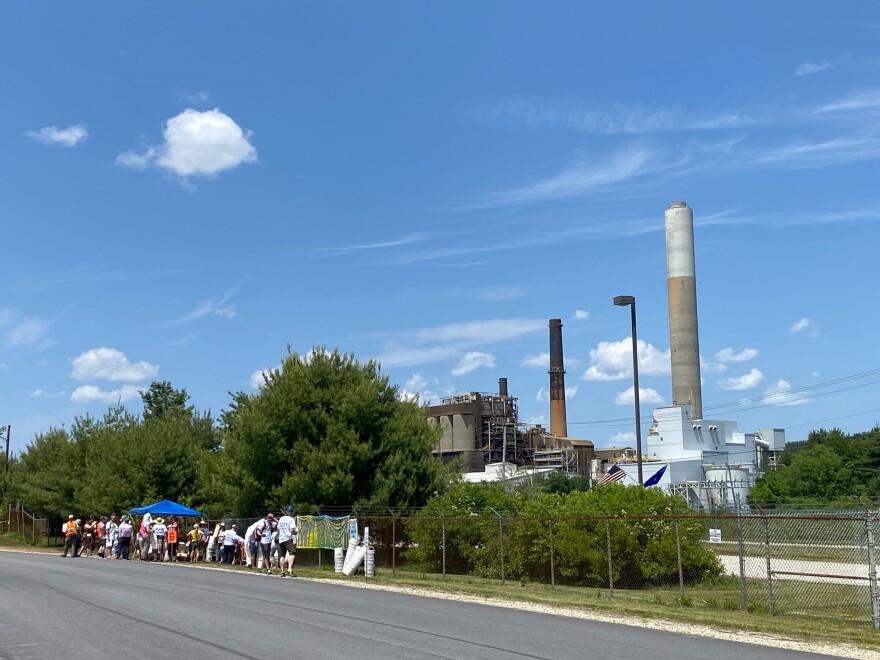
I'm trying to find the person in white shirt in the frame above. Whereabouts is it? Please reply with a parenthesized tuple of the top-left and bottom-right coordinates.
(138, 512, 153, 560)
(277, 506, 298, 577)
(105, 515, 119, 559)
(257, 514, 275, 571)
(153, 517, 168, 562)
(244, 520, 261, 569)
(221, 524, 243, 564)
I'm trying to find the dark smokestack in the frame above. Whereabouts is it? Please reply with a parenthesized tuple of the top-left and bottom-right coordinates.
(548, 319, 568, 437)
(498, 377, 508, 397)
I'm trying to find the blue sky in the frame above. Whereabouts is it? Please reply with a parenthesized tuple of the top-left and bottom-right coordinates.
(3, 3, 880, 453)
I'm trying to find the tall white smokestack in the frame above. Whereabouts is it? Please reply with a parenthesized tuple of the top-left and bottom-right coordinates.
(665, 201, 703, 420)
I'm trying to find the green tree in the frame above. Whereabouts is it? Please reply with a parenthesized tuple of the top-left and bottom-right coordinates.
(216, 347, 443, 514)
(141, 380, 192, 420)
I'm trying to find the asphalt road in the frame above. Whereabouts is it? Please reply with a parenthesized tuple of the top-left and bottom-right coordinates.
(0, 551, 840, 660)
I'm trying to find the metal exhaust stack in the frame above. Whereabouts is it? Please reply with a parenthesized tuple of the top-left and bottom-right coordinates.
(498, 377, 508, 397)
(548, 318, 568, 437)
(665, 201, 703, 419)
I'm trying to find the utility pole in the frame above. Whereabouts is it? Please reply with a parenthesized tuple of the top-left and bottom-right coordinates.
(2, 426, 10, 504)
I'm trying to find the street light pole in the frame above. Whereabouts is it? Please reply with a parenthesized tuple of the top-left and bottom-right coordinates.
(613, 296, 643, 485)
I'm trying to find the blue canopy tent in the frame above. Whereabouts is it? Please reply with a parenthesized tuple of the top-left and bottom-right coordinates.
(129, 500, 204, 517)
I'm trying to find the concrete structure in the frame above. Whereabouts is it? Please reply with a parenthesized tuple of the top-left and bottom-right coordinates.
(425, 378, 593, 476)
(548, 318, 568, 438)
(594, 404, 785, 509)
(665, 202, 703, 419)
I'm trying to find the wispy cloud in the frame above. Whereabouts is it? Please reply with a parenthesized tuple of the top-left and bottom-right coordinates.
(572, 309, 590, 321)
(790, 317, 820, 337)
(754, 136, 880, 167)
(169, 285, 240, 325)
(813, 90, 880, 115)
(314, 232, 428, 255)
(25, 124, 88, 147)
(794, 62, 831, 77)
(486, 148, 656, 206)
(762, 379, 810, 406)
(377, 317, 544, 368)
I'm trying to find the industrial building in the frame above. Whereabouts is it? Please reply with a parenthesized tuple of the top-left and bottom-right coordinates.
(426, 200, 784, 505)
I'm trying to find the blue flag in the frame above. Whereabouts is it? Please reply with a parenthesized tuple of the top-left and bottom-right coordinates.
(643, 465, 667, 488)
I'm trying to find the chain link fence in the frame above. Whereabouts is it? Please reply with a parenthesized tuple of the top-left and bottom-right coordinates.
(352, 510, 880, 629)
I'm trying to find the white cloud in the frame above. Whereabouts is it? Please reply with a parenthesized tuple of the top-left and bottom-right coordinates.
(763, 379, 809, 406)
(117, 108, 257, 178)
(717, 368, 764, 391)
(614, 386, 664, 406)
(572, 309, 590, 321)
(25, 124, 88, 147)
(250, 368, 275, 389)
(70, 347, 159, 382)
(412, 318, 544, 344)
(582, 338, 670, 381)
(790, 317, 819, 337)
(214, 305, 236, 319)
(70, 384, 142, 404)
(754, 137, 880, 167)
(715, 347, 759, 363)
(607, 431, 635, 446)
(489, 148, 654, 205)
(451, 351, 496, 376)
(794, 62, 831, 77)
(8, 317, 51, 348)
(180, 90, 211, 104)
(29, 389, 44, 399)
(536, 386, 578, 402)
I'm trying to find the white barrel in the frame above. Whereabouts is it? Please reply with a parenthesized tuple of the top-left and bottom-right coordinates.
(343, 544, 367, 576)
(365, 547, 375, 577)
(334, 547, 344, 573)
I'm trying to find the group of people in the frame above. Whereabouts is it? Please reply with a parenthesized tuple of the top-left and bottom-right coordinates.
(60, 507, 299, 577)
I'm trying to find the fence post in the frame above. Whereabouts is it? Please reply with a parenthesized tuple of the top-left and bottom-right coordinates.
(605, 516, 614, 597)
(441, 519, 446, 578)
(548, 518, 555, 588)
(488, 508, 505, 583)
(755, 504, 774, 614)
(853, 497, 880, 630)
(736, 501, 747, 611)
(388, 508, 396, 577)
(674, 515, 684, 595)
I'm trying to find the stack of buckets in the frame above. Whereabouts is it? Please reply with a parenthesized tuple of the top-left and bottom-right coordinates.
(338, 526, 375, 577)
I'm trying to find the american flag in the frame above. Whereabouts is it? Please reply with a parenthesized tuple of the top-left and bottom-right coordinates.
(597, 464, 626, 485)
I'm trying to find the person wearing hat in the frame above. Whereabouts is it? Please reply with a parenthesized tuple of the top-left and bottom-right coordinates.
(207, 521, 224, 563)
(61, 515, 77, 557)
(153, 517, 167, 562)
(257, 513, 276, 572)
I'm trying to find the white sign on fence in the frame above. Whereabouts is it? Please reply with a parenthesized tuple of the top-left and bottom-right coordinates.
(709, 528, 722, 543)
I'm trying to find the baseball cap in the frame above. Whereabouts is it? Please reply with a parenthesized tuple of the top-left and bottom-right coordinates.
(285, 505, 294, 513)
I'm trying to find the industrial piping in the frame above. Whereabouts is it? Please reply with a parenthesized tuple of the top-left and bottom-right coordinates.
(548, 318, 568, 437)
(665, 201, 703, 420)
